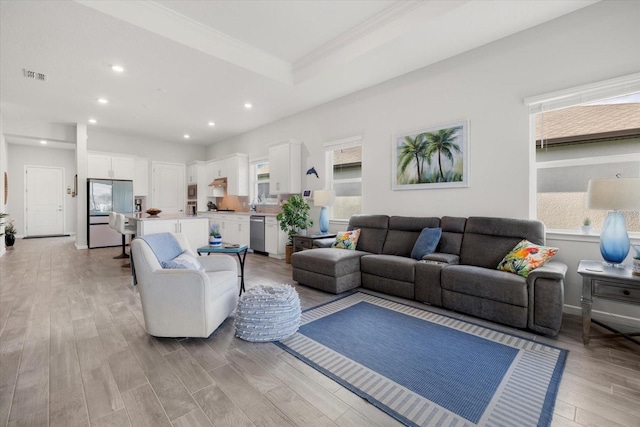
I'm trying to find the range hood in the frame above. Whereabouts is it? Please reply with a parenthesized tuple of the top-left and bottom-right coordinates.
(209, 177, 227, 187)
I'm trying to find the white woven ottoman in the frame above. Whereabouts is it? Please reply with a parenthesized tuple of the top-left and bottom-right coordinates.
(235, 284, 301, 342)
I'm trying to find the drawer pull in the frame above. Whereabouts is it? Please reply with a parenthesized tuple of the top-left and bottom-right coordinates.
(623, 290, 630, 296)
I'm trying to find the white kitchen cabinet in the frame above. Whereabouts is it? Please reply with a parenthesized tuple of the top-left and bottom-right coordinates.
(134, 158, 149, 196)
(203, 213, 249, 246)
(187, 162, 200, 184)
(265, 216, 286, 258)
(205, 160, 225, 197)
(205, 154, 249, 196)
(152, 162, 185, 213)
(88, 152, 134, 180)
(134, 217, 209, 251)
(187, 161, 209, 211)
(269, 140, 301, 194)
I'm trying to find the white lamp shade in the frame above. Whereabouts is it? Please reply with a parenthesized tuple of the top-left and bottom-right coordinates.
(587, 178, 640, 211)
(313, 189, 334, 207)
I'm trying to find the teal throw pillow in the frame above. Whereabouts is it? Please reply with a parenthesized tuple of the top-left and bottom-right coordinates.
(411, 227, 442, 260)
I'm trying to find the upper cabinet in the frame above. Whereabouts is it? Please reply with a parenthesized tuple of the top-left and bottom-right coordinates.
(206, 153, 249, 196)
(88, 152, 134, 180)
(269, 140, 301, 194)
(187, 162, 200, 184)
(133, 158, 149, 196)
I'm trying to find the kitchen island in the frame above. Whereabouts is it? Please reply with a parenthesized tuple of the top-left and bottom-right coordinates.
(127, 214, 209, 251)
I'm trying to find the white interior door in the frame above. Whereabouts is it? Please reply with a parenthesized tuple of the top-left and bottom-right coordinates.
(26, 166, 64, 236)
(152, 162, 185, 213)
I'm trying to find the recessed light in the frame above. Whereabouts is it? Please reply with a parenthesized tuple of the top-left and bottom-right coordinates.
(183, 134, 190, 139)
(244, 103, 252, 109)
(208, 121, 215, 127)
(111, 65, 124, 73)
(88, 119, 97, 124)
(40, 140, 47, 144)
(98, 98, 108, 104)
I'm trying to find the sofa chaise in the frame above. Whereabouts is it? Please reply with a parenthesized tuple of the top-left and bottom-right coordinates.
(291, 215, 566, 336)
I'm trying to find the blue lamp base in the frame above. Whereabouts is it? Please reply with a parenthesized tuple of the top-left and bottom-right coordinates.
(319, 206, 329, 234)
(600, 211, 630, 265)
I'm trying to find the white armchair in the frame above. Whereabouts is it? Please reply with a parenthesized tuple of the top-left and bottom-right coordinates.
(131, 233, 238, 338)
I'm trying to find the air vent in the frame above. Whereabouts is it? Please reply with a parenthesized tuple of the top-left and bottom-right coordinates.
(23, 69, 47, 81)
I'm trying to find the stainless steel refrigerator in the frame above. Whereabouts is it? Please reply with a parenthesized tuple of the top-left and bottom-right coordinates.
(87, 179, 134, 248)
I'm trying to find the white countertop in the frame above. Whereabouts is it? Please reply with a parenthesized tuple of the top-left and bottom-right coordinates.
(127, 214, 209, 221)
(198, 211, 279, 217)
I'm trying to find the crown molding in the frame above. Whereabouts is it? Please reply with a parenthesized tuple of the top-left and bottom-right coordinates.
(76, 0, 292, 84)
(291, 0, 467, 84)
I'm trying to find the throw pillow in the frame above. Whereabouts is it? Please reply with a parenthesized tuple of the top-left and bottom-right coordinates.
(162, 251, 205, 271)
(410, 227, 443, 260)
(332, 229, 361, 250)
(497, 239, 558, 278)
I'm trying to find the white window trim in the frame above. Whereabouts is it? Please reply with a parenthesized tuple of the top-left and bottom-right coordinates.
(324, 135, 363, 221)
(526, 73, 640, 225)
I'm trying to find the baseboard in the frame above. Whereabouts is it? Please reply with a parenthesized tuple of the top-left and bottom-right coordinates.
(564, 304, 640, 328)
(269, 253, 285, 260)
(75, 243, 88, 250)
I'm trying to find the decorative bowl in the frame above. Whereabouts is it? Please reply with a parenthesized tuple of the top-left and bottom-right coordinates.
(146, 208, 162, 216)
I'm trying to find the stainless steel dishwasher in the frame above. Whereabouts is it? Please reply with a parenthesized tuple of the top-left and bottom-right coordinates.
(250, 215, 266, 254)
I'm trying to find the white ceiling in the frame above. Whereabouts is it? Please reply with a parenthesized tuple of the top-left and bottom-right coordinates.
(0, 0, 598, 146)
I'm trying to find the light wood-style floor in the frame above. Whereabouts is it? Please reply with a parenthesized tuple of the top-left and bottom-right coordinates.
(0, 237, 638, 427)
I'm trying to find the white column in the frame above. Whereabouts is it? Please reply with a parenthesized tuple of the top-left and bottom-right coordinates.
(75, 123, 88, 249)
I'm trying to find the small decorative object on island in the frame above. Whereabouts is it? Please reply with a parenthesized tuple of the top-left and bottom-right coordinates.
(276, 195, 313, 263)
(632, 244, 640, 276)
(580, 217, 593, 234)
(209, 223, 222, 246)
(146, 208, 161, 216)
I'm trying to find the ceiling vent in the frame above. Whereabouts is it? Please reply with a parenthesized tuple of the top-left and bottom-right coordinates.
(23, 69, 47, 81)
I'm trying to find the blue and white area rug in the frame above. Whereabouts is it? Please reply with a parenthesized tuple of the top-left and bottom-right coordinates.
(276, 292, 567, 427)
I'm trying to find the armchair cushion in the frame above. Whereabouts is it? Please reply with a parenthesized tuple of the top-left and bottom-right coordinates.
(162, 251, 205, 271)
(137, 232, 183, 264)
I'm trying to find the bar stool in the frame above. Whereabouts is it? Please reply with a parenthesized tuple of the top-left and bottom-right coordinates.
(109, 212, 127, 259)
(115, 213, 135, 267)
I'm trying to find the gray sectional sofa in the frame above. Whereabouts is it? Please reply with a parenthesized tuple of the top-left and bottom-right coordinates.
(291, 215, 567, 336)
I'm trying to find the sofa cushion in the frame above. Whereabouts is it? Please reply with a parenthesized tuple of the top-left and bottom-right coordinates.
(361, 254, 417, 283)
(423, 253, 460, 264)
(291, 248, 367, 277)
(411, 228, 442, 260)
(459, 217, 545, 269)
(497, 239, 558, 278)
(382, 216, 440, 256)
(347, 214, 389, 254)
(438, 217, 466, 255)
(332, 229, 361, 250)
(441, 265, 528, 307)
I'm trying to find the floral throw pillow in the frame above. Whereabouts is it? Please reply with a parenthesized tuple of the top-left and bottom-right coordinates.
(497, 239, 558, 278)
(332, 229, 361, 250)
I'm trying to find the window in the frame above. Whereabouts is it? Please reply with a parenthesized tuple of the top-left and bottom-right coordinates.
(252, 161, 276, 204)
(533, 92, 640, 232)
(325, 136, 362, 220)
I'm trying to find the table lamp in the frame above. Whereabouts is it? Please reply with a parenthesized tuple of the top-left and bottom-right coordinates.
(587, 177, 640, 265)
(313, 189, 334, 234)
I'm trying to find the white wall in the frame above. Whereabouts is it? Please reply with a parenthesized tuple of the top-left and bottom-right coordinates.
(0, 114, 6, 256)
(88, 129, 207, 163)
(206, 1, 640, 322)
(6, 144, 77, 236)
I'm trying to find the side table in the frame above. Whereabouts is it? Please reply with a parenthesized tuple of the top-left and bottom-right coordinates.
(292, 233, 336, 253)
(577, 260, 640, 345)
(197, 244, 249, 296)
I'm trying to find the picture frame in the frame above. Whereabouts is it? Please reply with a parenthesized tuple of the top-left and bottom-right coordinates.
(392, 119, 469, 190)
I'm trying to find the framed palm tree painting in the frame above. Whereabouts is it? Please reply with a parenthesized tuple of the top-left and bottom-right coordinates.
(392, 120, 469, 190)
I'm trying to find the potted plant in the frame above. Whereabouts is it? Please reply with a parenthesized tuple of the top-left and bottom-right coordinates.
(580, 217, 593, 234)
(3, 219, 16, 247)
(209, 223, 222, 247)
(276, 195, 313, 263)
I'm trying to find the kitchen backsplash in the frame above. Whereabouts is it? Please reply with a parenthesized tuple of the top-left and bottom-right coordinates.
(214, 195, 250, 212)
